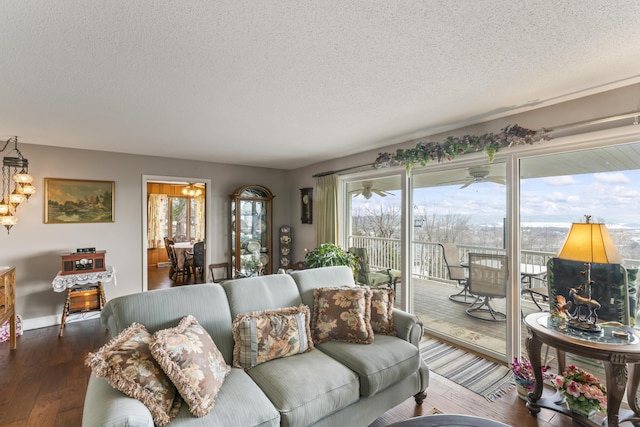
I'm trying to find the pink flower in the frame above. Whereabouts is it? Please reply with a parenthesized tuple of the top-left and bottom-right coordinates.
(565, 380, 582, 397)
(553, 375, 565, 388)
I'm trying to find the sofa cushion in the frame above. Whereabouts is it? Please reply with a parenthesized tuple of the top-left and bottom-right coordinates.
(85, 322, 182, 426)
(312, 286, 374, 344)
(222, 274, 303, 319)
(100, 283, 236, 364)
(317, 334, 421, 397)
(151, 315, 231, 417)
(370, 288, 396, 335)
(247, 350, 359, 427)
(290, 266, 356, 323)
(231, 305, 314, 370)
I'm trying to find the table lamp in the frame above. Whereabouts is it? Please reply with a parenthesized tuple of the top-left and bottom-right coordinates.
(557, 215, 622, 332)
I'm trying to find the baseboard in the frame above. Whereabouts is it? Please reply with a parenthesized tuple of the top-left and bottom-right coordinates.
(157, 262, 171, 268)
(23, 312, 101, 331)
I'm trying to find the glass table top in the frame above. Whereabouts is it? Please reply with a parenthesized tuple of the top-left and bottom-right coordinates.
(537, 315, 639, 346)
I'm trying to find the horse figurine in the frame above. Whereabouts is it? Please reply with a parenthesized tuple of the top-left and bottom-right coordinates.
(568, 286, 601, 324)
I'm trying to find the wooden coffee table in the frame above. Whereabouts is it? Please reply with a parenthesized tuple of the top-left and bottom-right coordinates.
(387, 414, 511, 426)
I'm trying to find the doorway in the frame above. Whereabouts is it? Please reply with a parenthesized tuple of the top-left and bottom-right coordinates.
(142, 175, 211, 291)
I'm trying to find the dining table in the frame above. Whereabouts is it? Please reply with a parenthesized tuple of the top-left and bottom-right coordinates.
(172, 242, 194, 269)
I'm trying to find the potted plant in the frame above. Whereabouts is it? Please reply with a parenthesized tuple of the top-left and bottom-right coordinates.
(554, 365, 607, 420)
(511, 356, 553, 400)
(304, 243, 357, 271)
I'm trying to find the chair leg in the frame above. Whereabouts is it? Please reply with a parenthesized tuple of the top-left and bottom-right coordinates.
(466, 296, 506, 321)
(449, 281, 475, 304)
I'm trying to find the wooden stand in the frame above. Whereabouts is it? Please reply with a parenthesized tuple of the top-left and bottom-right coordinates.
(59, 282, 106, 337)
(0, 267, 16, 349)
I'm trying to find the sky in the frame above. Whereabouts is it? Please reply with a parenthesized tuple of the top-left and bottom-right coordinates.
(352, 170, 640, 229)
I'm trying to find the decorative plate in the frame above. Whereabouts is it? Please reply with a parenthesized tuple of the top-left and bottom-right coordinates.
(259, 254, 269, 265)
(246, 240, 261, 252)
(281, 247, 290, 255)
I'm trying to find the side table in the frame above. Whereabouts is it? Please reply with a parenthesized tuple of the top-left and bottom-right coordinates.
(524, 312, 640, 427)
(52, 266, 116, 337)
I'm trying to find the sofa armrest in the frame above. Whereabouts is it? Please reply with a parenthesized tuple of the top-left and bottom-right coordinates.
(83, 374, 154, 427)
(392, 309, 424, 346)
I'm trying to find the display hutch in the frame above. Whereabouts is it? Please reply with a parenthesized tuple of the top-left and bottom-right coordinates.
(230, 185, 274, 277)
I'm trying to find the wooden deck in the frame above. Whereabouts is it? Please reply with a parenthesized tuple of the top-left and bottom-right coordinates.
(395, 277, 545, 357)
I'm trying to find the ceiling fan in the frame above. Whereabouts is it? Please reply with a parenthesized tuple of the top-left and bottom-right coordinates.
(444, 165, 506, 189)
(350, 181, 393, 199)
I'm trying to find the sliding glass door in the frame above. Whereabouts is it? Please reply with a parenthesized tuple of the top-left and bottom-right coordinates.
(410, 162, 508, 359)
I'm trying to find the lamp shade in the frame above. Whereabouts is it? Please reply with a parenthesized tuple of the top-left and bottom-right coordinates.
(557, 222, 622, 264)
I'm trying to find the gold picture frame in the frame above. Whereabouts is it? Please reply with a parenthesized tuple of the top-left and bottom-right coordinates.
(45, 178, 115, 224)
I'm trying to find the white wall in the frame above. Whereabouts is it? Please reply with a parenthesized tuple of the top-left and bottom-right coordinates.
(1, 146, 289, 329)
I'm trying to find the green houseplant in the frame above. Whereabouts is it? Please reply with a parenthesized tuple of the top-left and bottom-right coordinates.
(304, 243, 357, 271)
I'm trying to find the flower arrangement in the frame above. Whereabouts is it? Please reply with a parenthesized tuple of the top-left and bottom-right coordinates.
(511, 356, 553, 392)
(554, 365, 607, 416)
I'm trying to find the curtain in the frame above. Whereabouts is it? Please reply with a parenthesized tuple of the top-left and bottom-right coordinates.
(147, 194, 168, 248)
(192, 195, 205, 241)
(315, 174, 339, 245)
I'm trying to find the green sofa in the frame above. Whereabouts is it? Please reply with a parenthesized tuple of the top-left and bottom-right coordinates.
(82, 266, 429, 426)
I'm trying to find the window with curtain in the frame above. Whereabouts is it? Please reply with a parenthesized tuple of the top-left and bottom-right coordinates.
(147, 194, 168, 248)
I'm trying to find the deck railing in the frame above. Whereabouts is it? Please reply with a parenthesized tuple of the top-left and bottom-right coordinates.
(347, 235, 640, 282)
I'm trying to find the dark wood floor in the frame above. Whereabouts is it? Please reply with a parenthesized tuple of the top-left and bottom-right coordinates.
(0, 315, 594, 427)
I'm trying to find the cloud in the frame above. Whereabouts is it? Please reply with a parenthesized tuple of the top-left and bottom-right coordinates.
(542, 176, 576, 185)
(594, 172, 630, 184)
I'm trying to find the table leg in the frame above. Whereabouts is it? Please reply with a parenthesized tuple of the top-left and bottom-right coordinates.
(628, 363, 640, 416)
(605, 357, 628, 427)
(525, 329, 543, 414)
(98, 282, 106, 308)
(59, 288, 71, 337)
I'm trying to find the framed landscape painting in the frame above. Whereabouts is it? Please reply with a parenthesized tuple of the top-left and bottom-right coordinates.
(45, 178, 115, 224)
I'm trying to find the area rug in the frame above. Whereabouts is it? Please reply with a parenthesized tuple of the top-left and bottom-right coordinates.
(420, 338, 514, 401)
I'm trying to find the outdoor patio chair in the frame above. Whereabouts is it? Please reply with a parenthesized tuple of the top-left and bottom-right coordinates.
(466, 253, 508, 321)
(439, 243, 473, 304)
(349, 247, 400, 291)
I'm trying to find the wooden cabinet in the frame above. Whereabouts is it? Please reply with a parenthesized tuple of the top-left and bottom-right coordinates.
(230, 185, 274, 277)
(0, 267, 16, 350)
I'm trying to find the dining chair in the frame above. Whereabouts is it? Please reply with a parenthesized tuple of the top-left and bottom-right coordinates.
(209, 262, 231, 283)
(349, 247, 400, 291)
(167, 243, 191, 283)
(466, 253, 508, 321)
(191, 241, 205, 281)
(439, 243, 473, 304)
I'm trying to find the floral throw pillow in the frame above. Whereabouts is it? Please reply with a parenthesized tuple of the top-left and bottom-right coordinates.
(232, 305, 314, 370)
(85, 323, 181, 426)
(312, 286, 374, 344)
(150, 315, 231, 417)
(370, 287, 396, 335)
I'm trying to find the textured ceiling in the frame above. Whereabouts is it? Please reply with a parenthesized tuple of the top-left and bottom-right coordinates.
(1, 1, 640, 170)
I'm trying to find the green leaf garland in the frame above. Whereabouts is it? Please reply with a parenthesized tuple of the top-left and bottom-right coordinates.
(374, 124, 537, 170)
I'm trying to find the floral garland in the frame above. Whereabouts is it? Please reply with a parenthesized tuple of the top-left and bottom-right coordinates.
(373, 124, 537, 170)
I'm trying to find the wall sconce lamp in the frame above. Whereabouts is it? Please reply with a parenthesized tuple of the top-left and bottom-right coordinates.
(1, 136, 36, 233)
(557, 215, 622, 332)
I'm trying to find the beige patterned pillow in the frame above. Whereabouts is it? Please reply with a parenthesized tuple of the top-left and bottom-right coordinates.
(150, 315, 231, 417)
(312, 286, 374, 344)
(370, 288, 396, 335)
(232, 305, 314, 370)
(85, 323, 181, 426)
